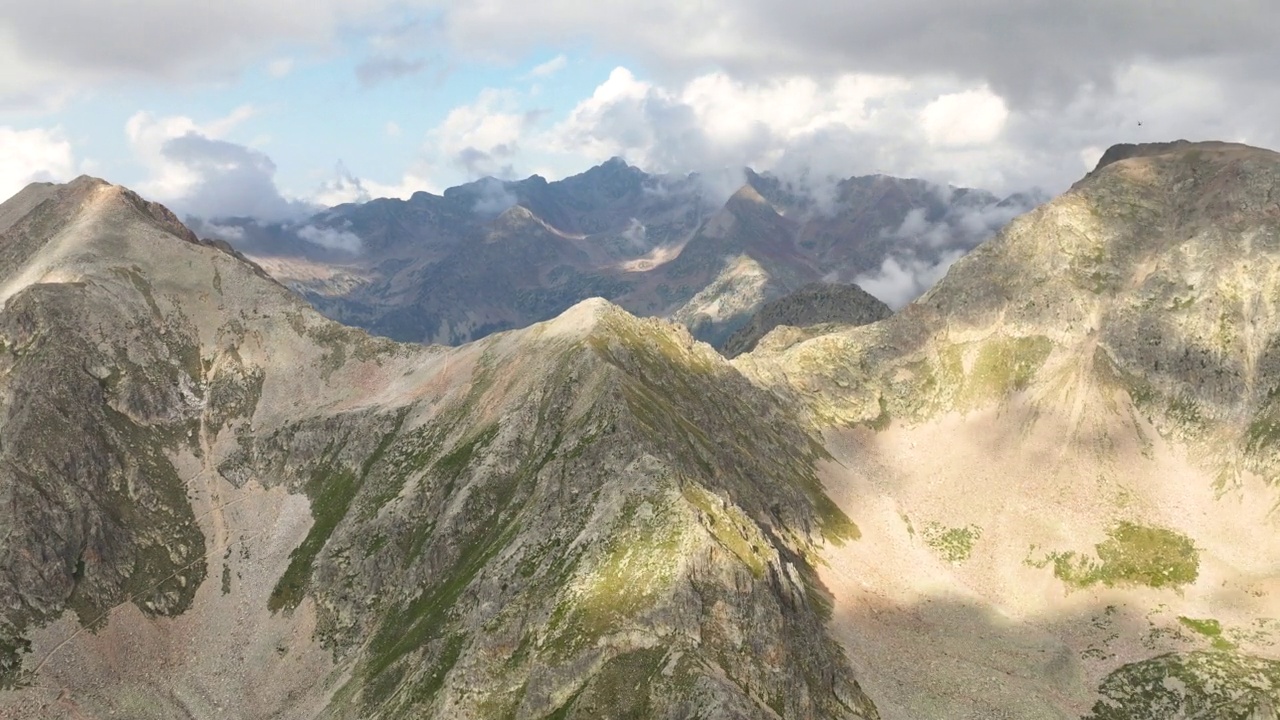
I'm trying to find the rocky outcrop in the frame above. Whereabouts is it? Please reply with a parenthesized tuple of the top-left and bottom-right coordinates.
(720, 282, 891, 358)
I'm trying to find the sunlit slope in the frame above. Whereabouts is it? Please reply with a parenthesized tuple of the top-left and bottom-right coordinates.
(738, 141, 1280, 719)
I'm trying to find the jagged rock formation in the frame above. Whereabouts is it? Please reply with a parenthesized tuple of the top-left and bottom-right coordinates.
(211, 159, 1031, 346)
(0, 177, 875, 719)
(719, 283, 891, 358)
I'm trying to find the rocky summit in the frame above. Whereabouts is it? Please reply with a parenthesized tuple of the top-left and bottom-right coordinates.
(2, 140, 1280, 720)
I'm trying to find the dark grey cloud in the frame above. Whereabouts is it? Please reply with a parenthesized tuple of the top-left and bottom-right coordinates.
(454, 146, 517, 180)
(354, 55, 427, 88)
(443, 0, 1280, 108)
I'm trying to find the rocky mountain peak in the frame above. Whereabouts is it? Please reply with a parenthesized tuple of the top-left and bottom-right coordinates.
(728, 182, 771, 207)
(0, 175, 879, 719)
(725, 140, 1280, 719)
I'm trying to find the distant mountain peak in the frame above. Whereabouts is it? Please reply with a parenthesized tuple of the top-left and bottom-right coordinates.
(729, 183, 769, 205)
(494, 203, 536, 223)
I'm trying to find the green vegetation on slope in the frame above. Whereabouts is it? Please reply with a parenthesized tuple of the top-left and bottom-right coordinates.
(268, 459, 358, 613)
(829, 334, 1056, 431)
(1029, 522, 1200, 590)
(546, 647, 667, 720)
(1177, 617, 1236, 651)
(683, 485, 768, 577)
(269, 412, 407, 612)
(589, 311, 861, 545)
(547, 490, 688, 659)
(922, 522, 983, 563)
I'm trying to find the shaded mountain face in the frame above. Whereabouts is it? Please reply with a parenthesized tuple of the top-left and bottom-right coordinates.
(735, 141, 1280, 719)
(206, 159, 1033, 346)
(720, 283, 892, 359)
(0, 177, 875, 719)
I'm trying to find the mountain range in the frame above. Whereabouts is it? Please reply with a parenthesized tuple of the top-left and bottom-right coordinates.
(2, 140, 1280, 719)
(202, 160, 1037, 348)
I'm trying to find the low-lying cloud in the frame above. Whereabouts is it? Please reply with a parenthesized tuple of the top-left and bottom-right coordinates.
(856, 188, 1040, 308)
(196, 220, 246, 241)
(470, 177, 519, 215)
(297, 224, 362, 252)
(856, 249, 965, 309)
(314, 162, 374, 206)
(619, 217, 647, 248)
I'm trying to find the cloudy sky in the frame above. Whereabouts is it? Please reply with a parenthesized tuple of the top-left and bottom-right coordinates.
(1, 0, 1276, 220)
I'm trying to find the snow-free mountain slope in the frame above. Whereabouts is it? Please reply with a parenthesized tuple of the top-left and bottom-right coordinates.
(738, 140, 1280, 719)
(0, 176, 874, 719)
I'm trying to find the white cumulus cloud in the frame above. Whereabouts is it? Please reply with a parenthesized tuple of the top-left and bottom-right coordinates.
(919, 87, 1010, 147)
(0, 126, 76, 200)
(126, 106, 315, 221)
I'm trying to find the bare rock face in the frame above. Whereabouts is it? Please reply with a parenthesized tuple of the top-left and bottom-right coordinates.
(720, 282, 891, 358)
(1090, 140, 1202, 172)
(0, 180, 208, 682)
(0, 178, 876, 719)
